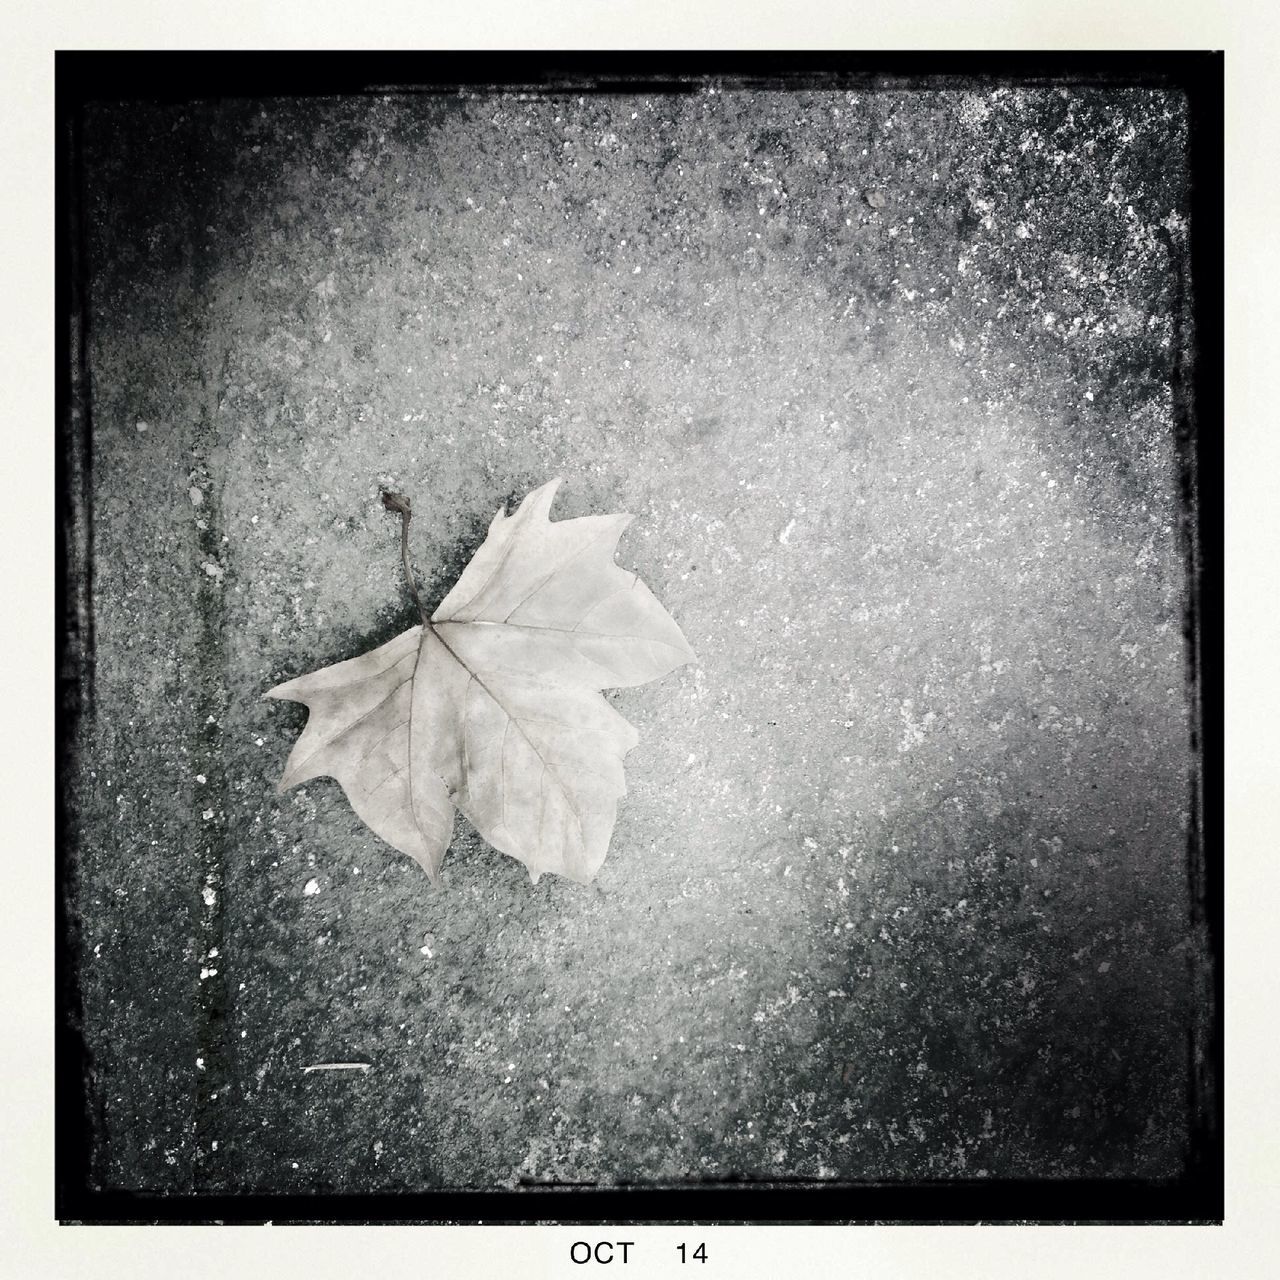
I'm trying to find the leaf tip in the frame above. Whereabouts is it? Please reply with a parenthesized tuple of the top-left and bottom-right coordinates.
(518, 476, 563, 523)
(412, 848, 446, 886)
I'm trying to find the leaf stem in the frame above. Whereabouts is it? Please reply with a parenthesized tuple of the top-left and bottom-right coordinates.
(381, 490, 428, 626)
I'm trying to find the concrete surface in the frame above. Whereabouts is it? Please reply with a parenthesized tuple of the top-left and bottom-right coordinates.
(72, 83, 1202, 1194)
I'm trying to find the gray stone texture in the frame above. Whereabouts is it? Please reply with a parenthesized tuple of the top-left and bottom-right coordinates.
(73, 85, 1201, 1193)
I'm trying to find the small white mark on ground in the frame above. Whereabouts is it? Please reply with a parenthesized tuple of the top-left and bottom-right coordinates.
(778, 518, 796, 545)
(304, 879, 320, 896)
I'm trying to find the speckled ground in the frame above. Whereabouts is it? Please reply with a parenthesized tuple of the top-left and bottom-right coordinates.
(71, 83, 1203, 1195)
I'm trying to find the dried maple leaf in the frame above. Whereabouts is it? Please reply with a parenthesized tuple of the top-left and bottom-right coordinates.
(265, 479, 695, 885)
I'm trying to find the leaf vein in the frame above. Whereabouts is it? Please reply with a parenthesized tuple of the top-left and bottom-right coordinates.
(287, 676, 411, 782)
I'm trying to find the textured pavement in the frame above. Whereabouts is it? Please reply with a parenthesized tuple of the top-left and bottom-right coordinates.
(70, 83, 1203, 1195)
